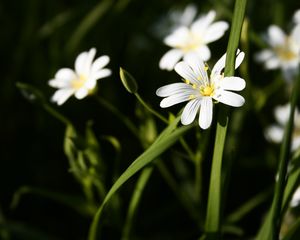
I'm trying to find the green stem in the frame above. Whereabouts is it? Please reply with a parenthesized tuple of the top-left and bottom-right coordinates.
(135, 93, 195, 161)
(121, 167, 153, 240)
(135, 93, 168, 123)
(204, 0, 247, 238)
(271, 72, 300, 239)
(94, 95, 140, 139)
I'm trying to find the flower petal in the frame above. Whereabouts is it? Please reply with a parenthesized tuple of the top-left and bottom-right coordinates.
(291, 24, 300, 44)
(160, 92, 192, 108)
(255, 50, 275, 62)
(264, 57, 280, 69)
(199, 97, 213, 129)
(274, 104, 290, 126)
(91, 55, 110, 73)
(265, 125, 284, 143)
(179, 4, 198, 26)
(183, 53, 209, 84)
(48, 78, 71, 88)
(83, 48, 96, 75)
(159, 49, 184, 71)
(156, 83, 195, 97)
(55, 68, 76, 81)
(51, 88, 75, 105)
(213, 90, 245, 107)
(164, 26, 190, 47)
(75, 88, 89, 99)
(181, 99, 201, 125)
(91, 69, 112, 81)
(203, 21, 229, 43)
(76, 48, 96, 76)
(292, 136, 300, 152)
(195, 45, 211, 61)
(75, 52, 88, 74)
(267, 25, 286, 47)
(174, 61, 199, 84)
(211, 50, 244, 76)
(294, 9, 300, 24)
(191, 10, 216, 35)
(219, 77, 246, 91)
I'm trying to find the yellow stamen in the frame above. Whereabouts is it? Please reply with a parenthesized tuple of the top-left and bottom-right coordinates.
(189, 94, 196, 100)
(200, 85, 214, 96)
(71, 75, 87, 90)
(185, 79, 190, 84)
(192, 84, 197, 89)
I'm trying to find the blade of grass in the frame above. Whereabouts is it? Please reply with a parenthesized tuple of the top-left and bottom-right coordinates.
(268, 72, 300, 240)
(204, 0, 247, 238)
(88, 117, 192, 240)
(67, 0, 114, 54)
(121, 166, 153, 240)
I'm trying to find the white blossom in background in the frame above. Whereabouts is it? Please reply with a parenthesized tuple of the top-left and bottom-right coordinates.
(159, 10, 229, 71)
(265, 104, 300, 151)
(255, 22, 300, 81)
(168, 4, 198, 29)
(290, 186, 300, 207)
(49, 48, 111, 105)
(156, 51, 245, 129)
(293, 9, 300, 25)
(151, 4, 198, 39)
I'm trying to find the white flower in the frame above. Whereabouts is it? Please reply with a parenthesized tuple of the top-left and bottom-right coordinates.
(290, 186, 300, 207)
(159, 10, 229, 71)
(294, 9, 300, 25)
(265, 103, 300, 151)
(255, 24, 300, 81)
(49, 48, 111, 105)
(168, 4, 198, 29)
(151, 4, 198, 40)
(156, 51, 245, 129)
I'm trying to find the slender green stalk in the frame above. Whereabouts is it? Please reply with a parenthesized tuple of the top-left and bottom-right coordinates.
(94, 95, 140, 138)
(204, 0, 247, 238)
(121, 167, 153, 240)
(271, 72, 300, 239)
(135, 93, 168, 123)
(135, 93, 195, 160)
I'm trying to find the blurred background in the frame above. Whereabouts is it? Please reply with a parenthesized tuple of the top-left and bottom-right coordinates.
(1, 0, 300, 239)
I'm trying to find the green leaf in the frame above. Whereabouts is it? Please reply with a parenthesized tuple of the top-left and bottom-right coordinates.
(121, 167, 154, 240)
(226, 189, 272, 223)
(88, 116, 192, 240)
(204, 0, 247, 238)
(120, 67, 138, 94)
(258, 70, 300, 240)
(256, 163, 300, 239)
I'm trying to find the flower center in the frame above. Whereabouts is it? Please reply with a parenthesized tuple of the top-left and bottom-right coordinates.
(181, 32, 203, 52)
(275, 38, 298, 61)
(71, 75, 87, 90)
(200, 85, 214, 96)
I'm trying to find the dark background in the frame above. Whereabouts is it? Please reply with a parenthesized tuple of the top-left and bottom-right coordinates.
(1, 0, 300, 239)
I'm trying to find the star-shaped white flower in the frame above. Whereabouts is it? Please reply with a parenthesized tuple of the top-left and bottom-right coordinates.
(156, 51, 246, 129)
(49, 48, 111, 105)
(255, 24, 300, 81)
(159, 10, 229, 71)
(265, 103, 300, 151)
